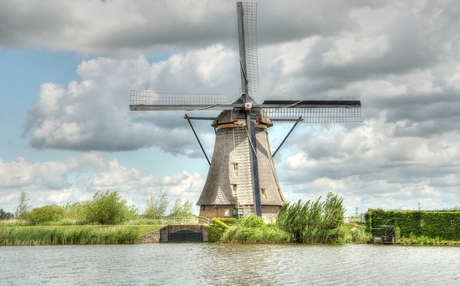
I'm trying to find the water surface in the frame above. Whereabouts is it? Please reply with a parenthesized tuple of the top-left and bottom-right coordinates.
(1, 244, 459, 285)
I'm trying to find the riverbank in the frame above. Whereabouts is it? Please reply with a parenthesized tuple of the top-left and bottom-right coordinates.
(0, 224, 161, 245)
(2, 220, 459, 246)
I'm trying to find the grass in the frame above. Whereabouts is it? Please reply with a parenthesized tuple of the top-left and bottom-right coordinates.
(221, 224, 292, 244)
(0, 223, 162, 246)
(341, 222, 373, 244)
(397, 235, 460, 246)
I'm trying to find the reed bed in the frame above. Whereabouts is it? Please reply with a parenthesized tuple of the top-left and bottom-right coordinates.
(276, 193, 347, 244)
(0, 225, 160, 246)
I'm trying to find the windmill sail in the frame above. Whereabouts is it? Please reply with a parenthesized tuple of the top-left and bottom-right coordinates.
(129, 1, 362, 220)
(261, 100, 362, 122)
(237, 2, 259, 95)
(129, 90, 233, 111)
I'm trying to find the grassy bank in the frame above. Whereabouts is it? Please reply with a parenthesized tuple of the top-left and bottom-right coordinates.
(0, 224, 161, 246)
(397, 235, 460, 246)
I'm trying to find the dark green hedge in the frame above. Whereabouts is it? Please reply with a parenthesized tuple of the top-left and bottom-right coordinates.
(366, 208, 460, 240)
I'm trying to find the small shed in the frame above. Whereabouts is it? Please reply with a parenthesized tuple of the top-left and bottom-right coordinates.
(372, 225, 396, 244)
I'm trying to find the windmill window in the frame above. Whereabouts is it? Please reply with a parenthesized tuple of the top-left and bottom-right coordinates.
(233, 163, 239, 173)
(261, 188, 267, 198)
(232, 184, 237, 196)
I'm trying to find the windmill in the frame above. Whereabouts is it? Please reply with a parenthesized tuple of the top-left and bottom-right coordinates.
(130, 2, 361, 220)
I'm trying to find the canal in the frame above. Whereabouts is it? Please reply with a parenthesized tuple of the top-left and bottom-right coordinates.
(1, 244, 459, 285)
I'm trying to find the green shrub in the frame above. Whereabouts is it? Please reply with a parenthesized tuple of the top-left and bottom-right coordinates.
(208, 218, 229, 242)
(85, 191, 138, 225)
(62, 202, 89, 222)
(221, 224, 291, 244)
(217, 218, 237, 225)
(240, 214, 266, 228)
(28, 204, 65, 225)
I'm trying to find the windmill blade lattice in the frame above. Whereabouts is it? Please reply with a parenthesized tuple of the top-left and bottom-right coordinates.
(130, 90, 233, 111)
(261, 100, 362, 123)
(240, 2, 259, 94)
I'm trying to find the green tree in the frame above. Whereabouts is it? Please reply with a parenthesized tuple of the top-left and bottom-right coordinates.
(169, 199, 194, 217)
(62, 201, 89, 222)
(0, 208, 14, 220)
(28, 204, 65, 225)
(85, 190, 138, 225)
(15, 191, 32, 220)
(144, 192, 168, 219)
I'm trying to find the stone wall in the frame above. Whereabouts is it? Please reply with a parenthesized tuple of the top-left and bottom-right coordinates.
(142, 229, 161, 243)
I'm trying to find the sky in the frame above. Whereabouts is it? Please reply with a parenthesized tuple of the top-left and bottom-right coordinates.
(1, 0, 459, 216)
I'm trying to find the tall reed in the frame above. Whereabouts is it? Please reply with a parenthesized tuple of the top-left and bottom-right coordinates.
(277, 192, 346, 244)
(0, 225, 142, 246)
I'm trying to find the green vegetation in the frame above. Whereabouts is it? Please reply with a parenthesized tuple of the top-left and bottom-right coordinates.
(220, 215, 291, 244)
(340, 219, 372, 244)
(15, 191, 32, 220)
(3, 190, 458, 246)
(85, 191, 138, 224)
(0, 190, 203, 245)
(277, 192, 346, 243)
(144, 193, 168, 219)
(28, 204, 65, 225)
(208, 218, 230, 242)
(366, 208, 460, 242)
(0, 225, 160, 246)
(397, 235, 460, 246)
(168, 198, 194, 217)
(210, 193, 369, 244)
(0, 209, 14, 220)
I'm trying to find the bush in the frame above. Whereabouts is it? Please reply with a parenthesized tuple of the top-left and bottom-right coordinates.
(62, 202, 89, 222)
(216, 217, 237, 225)
(219, 216, 291, 244)
(208, 218, 229, 242)
(28, 204, 65, 225)
(240, 214, 266, 228)
(84, 191, 138, 225)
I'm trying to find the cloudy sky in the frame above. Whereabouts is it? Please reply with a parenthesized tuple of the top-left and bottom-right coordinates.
(1, 0, 459, 216)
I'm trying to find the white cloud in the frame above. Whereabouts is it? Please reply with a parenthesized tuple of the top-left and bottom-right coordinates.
(0, 155, 205, 213)
(23, 46, 237, 153)
(322, 34, 389, 66)
(3, 0, 460, 216)
(0, 153, 104, 189)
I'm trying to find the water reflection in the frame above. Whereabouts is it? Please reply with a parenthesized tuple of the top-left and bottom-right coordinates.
(1, 244, 459, 285)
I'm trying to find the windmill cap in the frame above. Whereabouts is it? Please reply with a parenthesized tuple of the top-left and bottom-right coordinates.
(212, 109, 273, 128)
